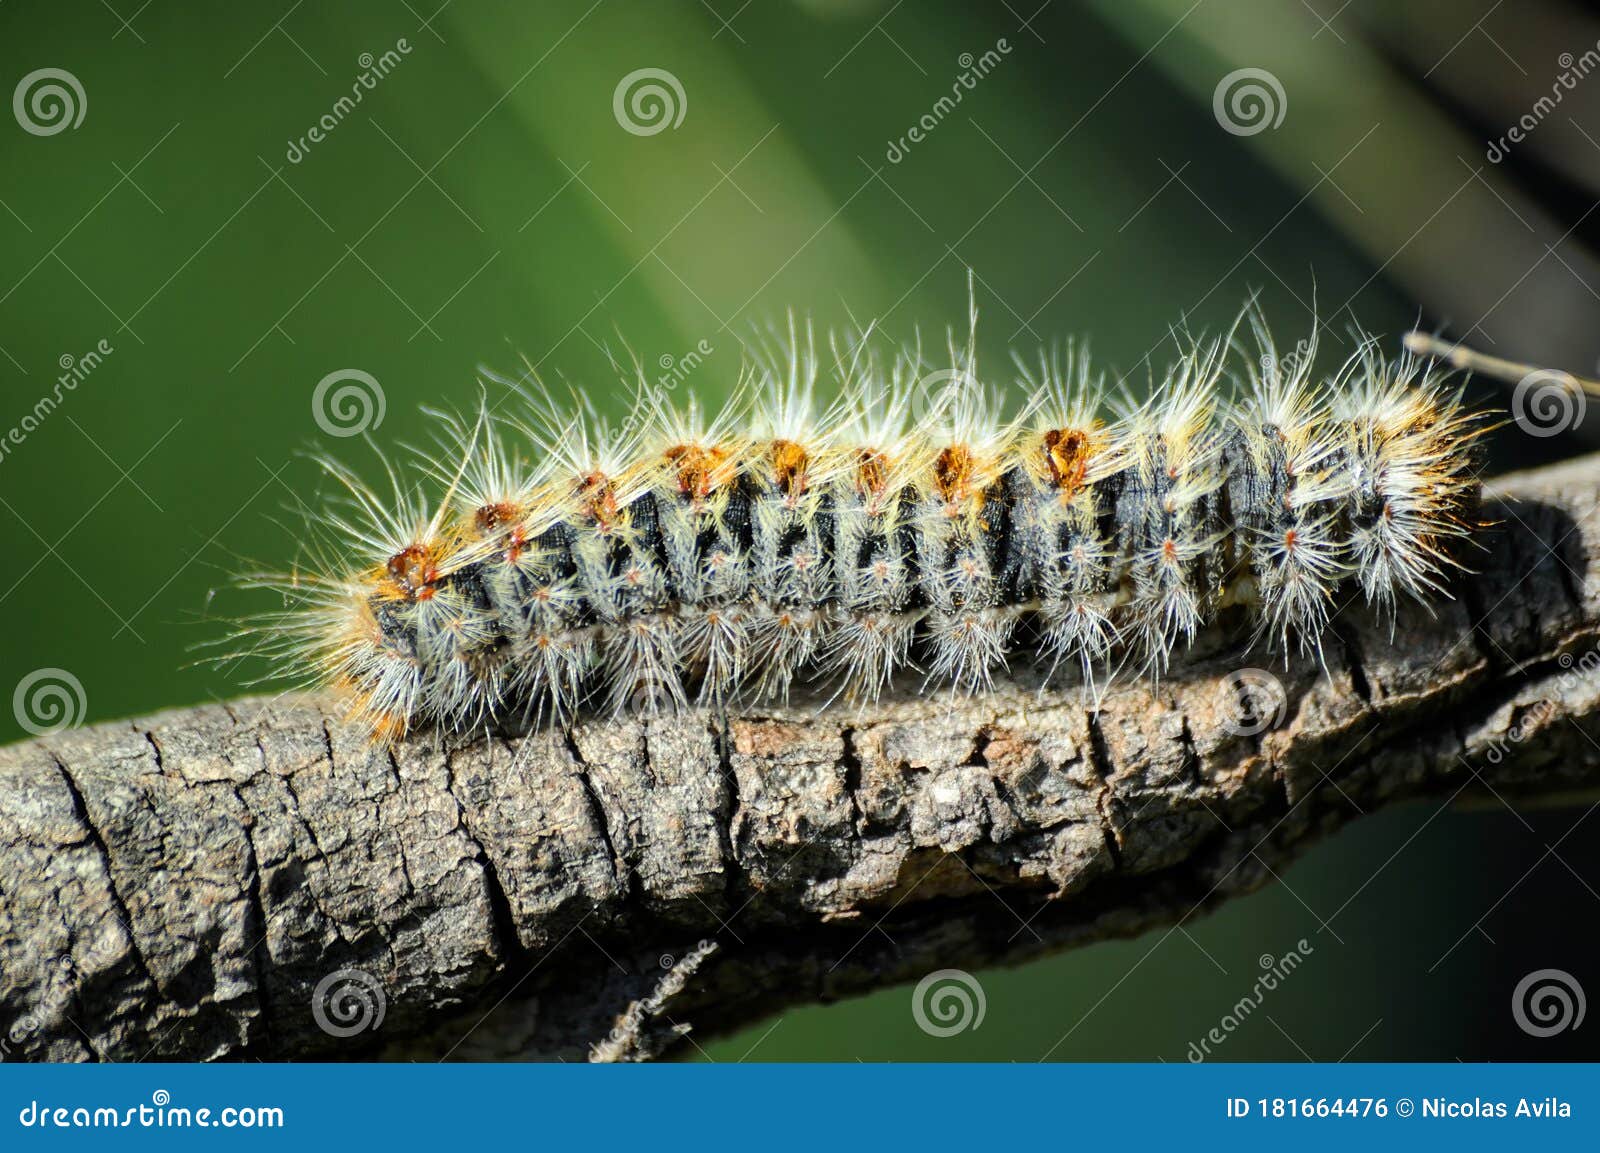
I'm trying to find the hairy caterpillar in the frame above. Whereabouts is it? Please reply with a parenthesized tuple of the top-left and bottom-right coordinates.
(237, 303, 1487, 743)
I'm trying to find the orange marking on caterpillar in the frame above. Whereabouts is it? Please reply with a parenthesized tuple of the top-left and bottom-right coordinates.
(386, 543, 441, 600)
(855, 448, 891, 505)
(1042, 428, 1091, 495)
(933, 444, 974, 502)
(665, 443, 730, 503)
(475, 501, 520, 533)
(577, 471, 620, 528)
(769, 438, 810, 499)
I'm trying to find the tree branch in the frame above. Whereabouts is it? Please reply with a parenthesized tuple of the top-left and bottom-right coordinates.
(5, 452, 1600, 1062)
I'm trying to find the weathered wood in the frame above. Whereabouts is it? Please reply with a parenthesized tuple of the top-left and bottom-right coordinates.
(4, 453, 1600, 1062)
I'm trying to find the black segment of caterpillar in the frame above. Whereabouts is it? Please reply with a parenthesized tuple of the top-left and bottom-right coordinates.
(243, 316, 1488, 743)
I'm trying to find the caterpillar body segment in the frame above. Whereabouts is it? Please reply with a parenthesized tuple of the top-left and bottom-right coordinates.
(648, 388, 749, 710)
(743, 326, 837, 704)
(1117, 338, 1231, 676)
(1225, 322, 1349, 661)
(913, 364, 1023, 697)
(821, 352, 926, 702)
(242, 312, 1489, 742)
(1333, 344, 1488, 613)
(1008, 345, 1126, 697)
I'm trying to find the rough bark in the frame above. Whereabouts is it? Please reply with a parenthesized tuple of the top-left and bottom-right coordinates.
(4, 453, 1600, 1063)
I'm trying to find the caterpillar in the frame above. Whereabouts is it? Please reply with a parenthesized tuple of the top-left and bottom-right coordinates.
(237, 302, 1487, 743)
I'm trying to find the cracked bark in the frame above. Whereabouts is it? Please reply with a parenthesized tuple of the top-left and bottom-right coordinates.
(5, 453, 1600, 1062)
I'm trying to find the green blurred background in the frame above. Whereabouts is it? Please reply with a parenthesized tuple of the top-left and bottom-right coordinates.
(3, 0, 1597, 1060)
